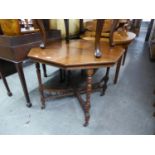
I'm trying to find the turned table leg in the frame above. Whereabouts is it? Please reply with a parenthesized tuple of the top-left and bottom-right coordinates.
(0, 72, 12, 96)
(83, 69, 94, 127)
(42, 64, 47, 77)
(114, 56, 123, 84)
(36, 63, 46, 109)
(15, 62, 32, 107)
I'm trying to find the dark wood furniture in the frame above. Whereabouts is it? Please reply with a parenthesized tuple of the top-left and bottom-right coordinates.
(81, 20, 136, 84)
(0, 32, 41, 107)
(81, 31, 136, 83)
(0, 28, 61, 107)
(0, 60, 13, 96)
(28, 20, 125, 126)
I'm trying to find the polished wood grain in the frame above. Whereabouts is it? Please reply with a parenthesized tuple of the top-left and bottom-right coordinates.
(28, 40, 124, 70)
(81, 31, 136, 45)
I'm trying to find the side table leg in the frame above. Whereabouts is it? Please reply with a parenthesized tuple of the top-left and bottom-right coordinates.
(83, 69, 94, 127)
(0, 72, 12, 96)
(100, 67, 110, 96)
(122, 46, 128, 66)
(36, 63, 46, 109)
(42, 64, 47, 77)
(15, 63, 32, 107)
(114, 56, 123, 84)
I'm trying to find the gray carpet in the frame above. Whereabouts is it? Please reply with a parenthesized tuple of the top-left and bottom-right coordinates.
(0, 23, 155, 134)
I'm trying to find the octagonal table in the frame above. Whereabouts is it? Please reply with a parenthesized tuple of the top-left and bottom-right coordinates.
(28, 39, 125, 126)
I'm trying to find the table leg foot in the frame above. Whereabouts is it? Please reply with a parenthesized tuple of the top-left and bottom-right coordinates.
(100, 85, 107, 96)
(41, 104, 45, 109)
(15, 62, 32, 107)
(7, 92, 13, 96)
(83, 112, 90, 127)
(41, 97, 46, 109)
(83, 122, 89, 127)
(26, 102, 32, 108)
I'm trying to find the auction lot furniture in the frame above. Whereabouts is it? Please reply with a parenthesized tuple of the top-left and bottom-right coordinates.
(0, 32, 41, 107)
(28, 20, 125, 126)
(0, 27, 61, 107)
(81, 20, 136, 84)
(82, 30, 136, 83)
